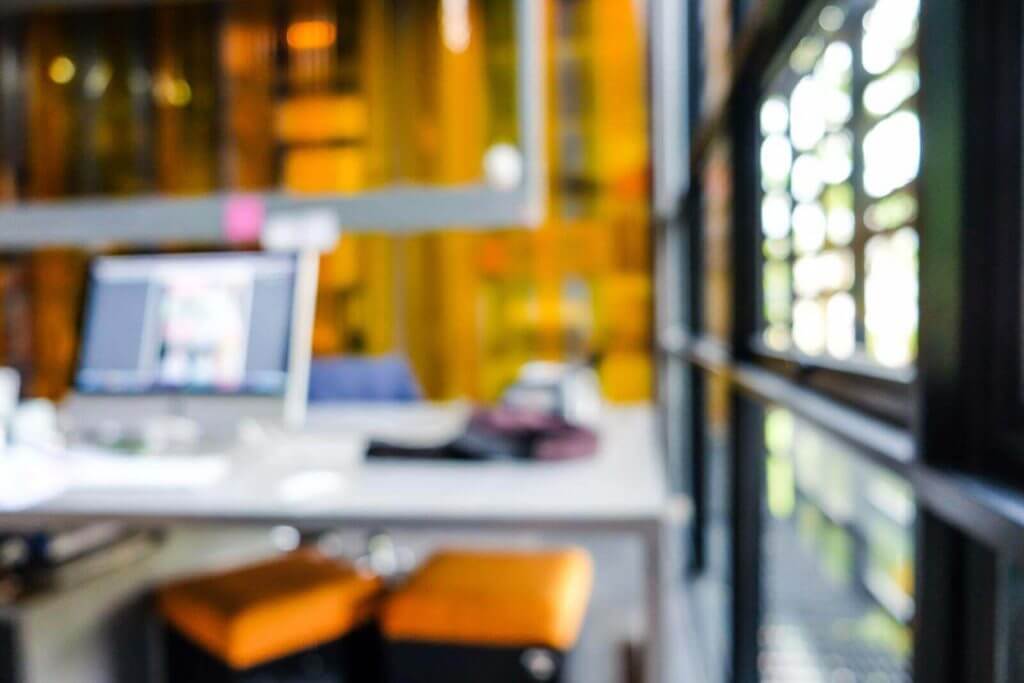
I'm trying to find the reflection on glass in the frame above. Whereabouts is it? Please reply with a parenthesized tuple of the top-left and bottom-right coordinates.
(865, 228, 918, 368)
(818, 5, 846, 33)
(790, 77, 826, 152)
(758, 0, 919, 368)
(703, 138, 733, 341)
(694, 374, 734, 683)
(793, 298, 826, 355)
(863, 111, 921, 199)
(818, 132, 853, 184)
(826, 291, 856, 358)
(764, 260, 791, 326)
(762, 193, 792, 239)
(760, 97, 789, 136)
(789, 36, 825, 75)
(791, 154, 824, 202)
(760, 404, 915, 682)
(862, 0, 919, 76)
(793, 202, 827, 254)
(864, 59, 919, 117)
(824, 183, 856, 245)
(819, 42, 852, 81)
(865, 191, 918, 232)
(700, 0, 733, 115)
(761, 135, 793, 189)
(827, 206, 856, 245)
(1000, 563, 1024, 681)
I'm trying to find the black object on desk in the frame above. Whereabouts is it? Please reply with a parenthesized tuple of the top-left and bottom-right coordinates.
(367, 407, 598, 463)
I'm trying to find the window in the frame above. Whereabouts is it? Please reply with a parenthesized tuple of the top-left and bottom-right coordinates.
(698, 0, 733, 118)
(669, 0, 1024, 680)
(758, 402, 915, 681)
(997, 561, 1024, 681)
(731, 0, 758, 36)
(758, 0, 920, 371)
(702, 137, 734, 342)
(692, 371, 734, 683)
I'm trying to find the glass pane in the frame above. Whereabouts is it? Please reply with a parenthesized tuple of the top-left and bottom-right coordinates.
(693, 372, 733, 683)
(757, 0, 920, 370)
(698, 0, 733, 116)
(759, 403, 915, 682)
(1000, 562, 1024, 681)
(702, 137, 733, 341)
(1, 0, 521, 202)
(732, 0, 758, 35)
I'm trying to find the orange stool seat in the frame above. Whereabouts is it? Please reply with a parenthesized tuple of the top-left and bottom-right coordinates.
(158, 549, 382, 671)
(381, 548, 593, 683)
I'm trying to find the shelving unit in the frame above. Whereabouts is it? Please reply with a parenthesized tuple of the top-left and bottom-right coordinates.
(0, 0, 547, 248)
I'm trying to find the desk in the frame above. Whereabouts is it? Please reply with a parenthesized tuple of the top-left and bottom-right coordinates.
(0, 404, 673, 683)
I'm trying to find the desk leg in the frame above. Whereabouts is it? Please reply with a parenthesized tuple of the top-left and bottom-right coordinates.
(644, 521, 664, 683)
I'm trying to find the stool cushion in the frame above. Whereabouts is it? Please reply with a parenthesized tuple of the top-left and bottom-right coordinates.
(158, 550, 382, 670)
(381, 548, 593, 651)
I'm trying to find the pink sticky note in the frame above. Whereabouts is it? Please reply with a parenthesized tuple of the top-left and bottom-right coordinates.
(223, 196, 266, 244)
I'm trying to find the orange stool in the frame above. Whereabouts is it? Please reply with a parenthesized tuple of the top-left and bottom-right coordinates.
(381, 548, 593, 683)
(158, 549, 383, 682)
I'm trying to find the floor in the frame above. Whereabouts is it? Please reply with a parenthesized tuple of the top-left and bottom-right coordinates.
(7, 524, 701, 683)
(332, 527, 696, 683)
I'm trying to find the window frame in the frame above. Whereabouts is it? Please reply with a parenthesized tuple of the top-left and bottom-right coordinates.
(747, 0, 919, 424)
(663, 0, 1024, 682)
(961, 0, 1024, 485)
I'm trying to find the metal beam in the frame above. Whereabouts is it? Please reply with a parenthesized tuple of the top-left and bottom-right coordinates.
(0, 185, 537, 249)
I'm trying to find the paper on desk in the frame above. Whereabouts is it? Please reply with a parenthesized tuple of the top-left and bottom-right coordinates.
(0, 447, 69, 510)
(62, 448, 230, 490)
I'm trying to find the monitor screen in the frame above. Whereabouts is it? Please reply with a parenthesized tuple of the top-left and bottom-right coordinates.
(75, 252, 297, 396)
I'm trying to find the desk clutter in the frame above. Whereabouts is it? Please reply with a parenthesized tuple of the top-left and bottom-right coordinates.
(367, 406, 599, 463)
(158, 546, 593, 683)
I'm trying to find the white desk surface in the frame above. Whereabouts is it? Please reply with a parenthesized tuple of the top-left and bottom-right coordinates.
(0, 403, 669, 531)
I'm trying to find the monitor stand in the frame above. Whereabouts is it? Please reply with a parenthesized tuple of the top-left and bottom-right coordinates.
(60, 393, 285, 455)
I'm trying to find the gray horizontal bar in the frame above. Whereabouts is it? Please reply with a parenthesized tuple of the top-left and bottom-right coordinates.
(0, 509, 663, 535)
(0, 185, 540, 249)
(748, 337, 916, 384)
(674, 331, 917, 469)
(914, 471, 1024, 561)
(730, 361, 916, 470)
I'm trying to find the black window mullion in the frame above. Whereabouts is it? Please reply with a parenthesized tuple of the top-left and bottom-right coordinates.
(912, 512, 969, 683)
(690, 366, 708, 573)
(849, 15, 869, 349)
(730, 69, 760, 360)
(914, 0, 966, 468)
(686, 183, 706, 339)
(913, 0, 970, 679)
(729, 393, 763, 683)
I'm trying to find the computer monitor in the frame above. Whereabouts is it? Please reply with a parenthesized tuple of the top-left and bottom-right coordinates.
(77, 252, 296, 396)
(67, 251, 318, 438)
